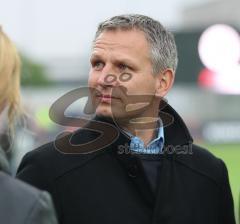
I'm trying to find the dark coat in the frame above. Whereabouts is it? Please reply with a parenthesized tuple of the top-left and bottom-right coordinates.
(0, 148, 58, 224)
(0, 172, 58, 224)
(17, 105, 236, 224)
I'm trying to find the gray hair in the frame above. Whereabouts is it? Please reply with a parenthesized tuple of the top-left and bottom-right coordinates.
(94, 14, 178, 74)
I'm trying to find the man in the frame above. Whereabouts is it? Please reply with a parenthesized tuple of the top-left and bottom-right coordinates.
(17, 14, 235, 224)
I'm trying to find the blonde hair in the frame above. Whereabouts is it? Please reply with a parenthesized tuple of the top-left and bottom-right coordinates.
(0, 26, 22, 133)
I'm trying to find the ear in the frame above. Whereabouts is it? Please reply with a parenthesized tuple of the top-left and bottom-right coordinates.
(155, 69, 175, 98)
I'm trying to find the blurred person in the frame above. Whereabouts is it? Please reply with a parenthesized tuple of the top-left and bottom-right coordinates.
(17, 14, 235, 224)
(0, 26, 58, 224)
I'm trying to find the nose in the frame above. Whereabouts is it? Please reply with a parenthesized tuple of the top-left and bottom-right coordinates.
(97, 66, 118, 87)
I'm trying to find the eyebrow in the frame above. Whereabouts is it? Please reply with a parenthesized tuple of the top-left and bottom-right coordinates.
(90, 53, 137, 67)
(90, 54, 100, 60)
(114, 58, 136, 67)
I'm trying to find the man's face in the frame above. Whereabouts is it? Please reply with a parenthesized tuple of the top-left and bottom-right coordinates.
(88, 29, 160, 121)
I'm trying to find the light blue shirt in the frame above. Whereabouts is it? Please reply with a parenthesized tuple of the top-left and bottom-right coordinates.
(122, 123, 164, 154)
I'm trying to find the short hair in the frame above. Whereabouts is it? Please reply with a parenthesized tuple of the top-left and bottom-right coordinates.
(0, 26, 22, 133)
(94, 14, 178, 74)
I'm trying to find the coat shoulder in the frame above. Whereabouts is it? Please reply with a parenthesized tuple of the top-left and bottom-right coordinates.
(0, 172, 57, 224)
(175, 144, 226, 186)
(17, 137, 104, 184)
(1, 171, 43, 200)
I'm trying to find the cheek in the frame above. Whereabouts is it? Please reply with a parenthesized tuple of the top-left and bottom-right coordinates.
(142, 76, 157, 91)
(125, 76, 156, 95)
(88, 73, 96, 87)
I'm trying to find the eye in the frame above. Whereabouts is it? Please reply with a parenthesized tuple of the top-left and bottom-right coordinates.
(118, 63, 128, 71)
(92, 61, 104, 71)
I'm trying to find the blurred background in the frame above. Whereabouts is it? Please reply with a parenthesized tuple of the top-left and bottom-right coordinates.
(0, 0, 239, 222)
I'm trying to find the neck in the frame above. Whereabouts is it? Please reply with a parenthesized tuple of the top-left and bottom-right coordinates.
(120, 100, 160, 146)
(120, 116, 160, 147)
(135, 127, 158, 147)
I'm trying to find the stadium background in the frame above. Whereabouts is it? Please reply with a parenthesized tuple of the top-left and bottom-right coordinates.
(0, 0, 239, 222)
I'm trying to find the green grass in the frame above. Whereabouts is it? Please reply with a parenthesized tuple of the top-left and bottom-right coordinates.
(200, 143, 240, 224)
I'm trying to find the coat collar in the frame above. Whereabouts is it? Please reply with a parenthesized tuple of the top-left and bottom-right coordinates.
(67, 103, 193, 157)
(162, 104, 193, 147)
(93, 103, 193, 151)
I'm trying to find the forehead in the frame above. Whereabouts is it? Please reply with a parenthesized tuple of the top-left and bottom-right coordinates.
(92, 29, 150, 58)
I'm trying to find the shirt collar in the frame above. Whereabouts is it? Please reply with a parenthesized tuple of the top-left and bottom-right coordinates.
(121, 119, 165, 154)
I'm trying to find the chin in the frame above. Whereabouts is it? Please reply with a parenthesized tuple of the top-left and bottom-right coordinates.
(95, 107, 126, 122)
(95, 106, 113, 118)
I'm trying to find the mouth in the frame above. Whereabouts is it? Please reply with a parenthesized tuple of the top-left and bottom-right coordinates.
(95, 94, 120, 103)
